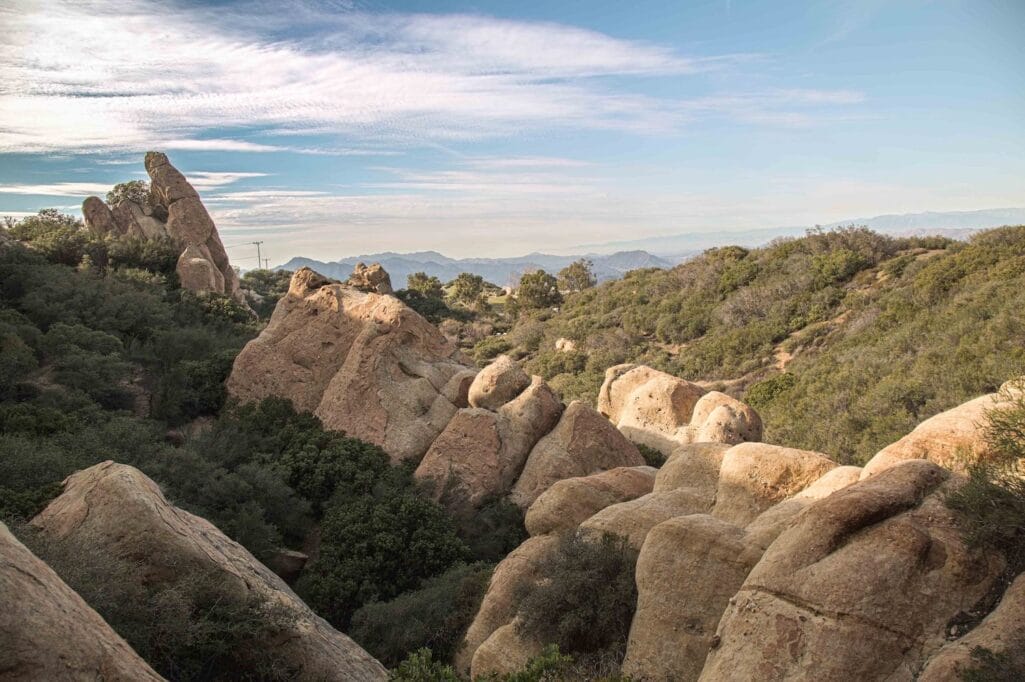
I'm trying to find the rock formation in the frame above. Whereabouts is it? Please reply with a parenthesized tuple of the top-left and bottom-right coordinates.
(700, 460, 1003, 681)
(81, 152, 245, 303)
(0, 521, 163, 681)
(347, 261, 394, 295)
(467, 354, 531, 410)
(598, 364, 762, 454)
(510, 401, 645, 508)
(31, 461, 388, 681)
(524, 466, 657, 537)
(227, 267, 474, 463)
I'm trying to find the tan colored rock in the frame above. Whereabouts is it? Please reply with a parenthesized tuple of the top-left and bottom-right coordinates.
(579, 487, 710, 550)
(176, 243, 226, 294)
(555, 337, 577, 352)
(145, 151, 200, 204)
(511, 401, 645, 508)
(699, 461, 1004, 682)
(598, 364, 762, 455)
(468, 354, 530, 410)
(415, 377, 563, 514)
(862, 384, 1022, 478)
(31, 462, 388, 681)
(623, 465, 862, 682)
(442, 368, 477, 408)
(111, 201, 148, 239)
(712, 442, 837, 526)
(919, 572, 1025, 681)
(524, 466, 657, 537)
(624, 514, 759, 682)
(688, 391, 762, 444)
(471, 622, 544, 680)
(228, 269, 472, 463)
(0, 521, 163, 681)
(653, 442, 731, 496)
(81, 196, 119, 237)
(347, 262, 393, 295)
(166, 197, 216, 245)
(457, 535, 559, 674)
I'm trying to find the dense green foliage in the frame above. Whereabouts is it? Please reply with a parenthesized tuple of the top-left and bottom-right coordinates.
(515, 532, 638, 658)
(351, 562, 492, 666)
(558, 259, 597, 292)
(489, 226, 1025, 464)
(516, 270, 562, 310)
(240, 268, 292, 318)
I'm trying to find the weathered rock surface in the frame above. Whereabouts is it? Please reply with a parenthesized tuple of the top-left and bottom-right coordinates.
(653, 442, 731, 496)
(579, 488, 710, 550)
(712, 442, 836, 526)
(511, 401, 645, 508)
(598, 364, 762, 454)
(524, 466, 657, 537)
(31, 461, 388, 681)
(0, 520, 163, 681)
(862, 381, 1022, 478)
(699, 461, 1003, 681)
(471, 622, 543, 680)
(623, 465, 862, 682)
(456, 535, 559, 674)
(228, 268, 473, 463)
(919, 572, 1025, 681)
(347, 262, 393, 295)
(415, 377, 563, 514)
(81, 196, 119, 237)
(467, 354, 530, 410)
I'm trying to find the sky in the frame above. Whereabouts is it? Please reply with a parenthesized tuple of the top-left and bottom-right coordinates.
(1, 0, 1023, 265)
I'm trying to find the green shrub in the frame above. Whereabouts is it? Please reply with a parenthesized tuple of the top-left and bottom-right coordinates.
(744, 372, 797, 409)
(389, 649, 460, 682)
(455, 497, 527, 563)
(515, 532, 638, 657)
(473, 336, 513, 364)
(635, 442, 666, 468)
(958, 646, 1025, 682)
(350, 562, 492, 666)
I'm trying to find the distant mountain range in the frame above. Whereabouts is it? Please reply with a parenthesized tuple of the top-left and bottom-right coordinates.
(576, 207, 1025, 258)
(277, 250, 672, 287)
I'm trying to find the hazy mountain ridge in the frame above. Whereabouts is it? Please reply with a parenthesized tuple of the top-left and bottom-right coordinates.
(278, 250, 672, 287)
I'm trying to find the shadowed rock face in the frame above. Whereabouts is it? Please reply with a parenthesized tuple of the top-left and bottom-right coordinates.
(0, 521, 164, 681)
(80, 152, 245, 303)
(228, 267, 474, 463)
(31, 461, 388, 682)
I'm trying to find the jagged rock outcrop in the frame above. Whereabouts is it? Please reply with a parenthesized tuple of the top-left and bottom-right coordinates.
(468, 354, 531, 410)
(699, 460, 1003, 681)
(524, 466, 657, 537)
(0, 521, 164, 681)
(31, 461, 388, 681)
(471, 622, 543, 679)
(598, 364, 761, 454)
(347, 262, 393, 295)
(862, 379, 1022, 478)
(80, 152, 245, 303)
(414, 377, 563, 514)
(228, 267, 473, 463)
(511, 401, 645, 508)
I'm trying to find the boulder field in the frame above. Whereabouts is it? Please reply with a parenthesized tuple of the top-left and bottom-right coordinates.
(81, 152, 247, 304)
(226, 269, 721, 512)
(462, 382, 1023, 681)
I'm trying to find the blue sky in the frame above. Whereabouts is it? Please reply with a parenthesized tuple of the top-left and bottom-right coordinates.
(1, 0, 1022, 264)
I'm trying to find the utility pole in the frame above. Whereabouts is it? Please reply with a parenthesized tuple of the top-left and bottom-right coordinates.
(263, 257, 270, 269)
(252, 241, 264, 269)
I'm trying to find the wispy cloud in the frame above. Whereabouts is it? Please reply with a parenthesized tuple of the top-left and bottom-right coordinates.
(0, 182, 113, 197)
(0, 0, 859, 154)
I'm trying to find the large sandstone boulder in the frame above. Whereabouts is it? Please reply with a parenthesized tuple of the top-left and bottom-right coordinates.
(0, 521, 163, 681)
(918, 572, 1025, 680)
(524, 466, 657, 537)
(81, 196, 119, 237)
(579, 487, 710, 550)
(31, 462, 388, 681)
(228, 268, 473, 463)
(598, 364, 762, 454)
(862, 381, 1022, 478)
(471, 622, 544, 680)
(468, 354, 530, 410)
(415, 377, 563, 514)
(511, 401, 645, 508)
(653, 442, 731, 496)
(456, 535, 559, 674)
(347, 262, 393, 295)
(699, 461, 1004, 681)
